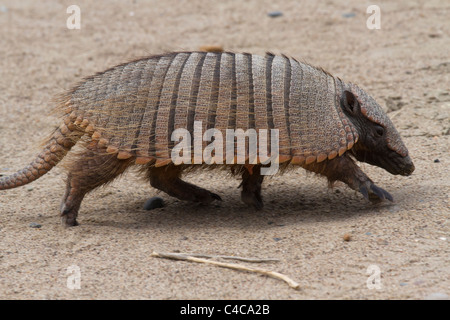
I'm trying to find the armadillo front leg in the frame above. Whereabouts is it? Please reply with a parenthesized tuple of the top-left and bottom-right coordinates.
(303, 154, 393, 202)
(240, 165, 264, 210)
(60, 143, 133, 226)
(148, 165, 222, 204)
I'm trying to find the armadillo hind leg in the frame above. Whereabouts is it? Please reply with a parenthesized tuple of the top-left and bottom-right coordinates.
(148, 165, 222, 204)
(302, 154, 394, 203)
(60, 142, 133, 226)
(240, 165, 264, 210)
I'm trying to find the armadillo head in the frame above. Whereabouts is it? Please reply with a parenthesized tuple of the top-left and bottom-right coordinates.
(341, 83, 414, 176)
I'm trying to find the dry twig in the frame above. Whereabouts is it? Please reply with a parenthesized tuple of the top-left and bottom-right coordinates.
(175, 252, 279, 263)
(151, 251, 300, 290)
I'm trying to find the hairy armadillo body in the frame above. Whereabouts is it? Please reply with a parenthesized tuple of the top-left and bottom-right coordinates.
(0, 51, 414, 226)
(69, 52, 358, 165)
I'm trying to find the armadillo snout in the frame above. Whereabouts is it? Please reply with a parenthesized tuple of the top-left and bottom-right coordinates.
(399, 156, 415, 176)
(388, 154, 414, 176)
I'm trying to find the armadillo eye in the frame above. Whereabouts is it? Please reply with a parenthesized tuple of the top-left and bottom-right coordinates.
(375, 126, 385, 137)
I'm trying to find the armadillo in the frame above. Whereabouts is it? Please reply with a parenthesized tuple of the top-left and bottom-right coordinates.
(0, 51, 414, 226)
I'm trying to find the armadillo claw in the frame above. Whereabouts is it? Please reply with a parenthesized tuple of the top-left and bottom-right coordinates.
(60, 208, 79, 227)
(359, 182, 393, 203)
(370, 184, 393, 202)
(210, 192, 222, 202)
(192, 189, 222, 204)
(241, 189, 264, 210)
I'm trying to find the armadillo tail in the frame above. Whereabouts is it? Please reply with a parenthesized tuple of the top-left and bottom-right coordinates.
(0, 122, 83, 190)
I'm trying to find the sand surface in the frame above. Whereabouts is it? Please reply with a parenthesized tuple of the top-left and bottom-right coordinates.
(0, 0, 448, 299)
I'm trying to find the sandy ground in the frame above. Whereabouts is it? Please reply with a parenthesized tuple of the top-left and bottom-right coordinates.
(0, 0, 448, 300)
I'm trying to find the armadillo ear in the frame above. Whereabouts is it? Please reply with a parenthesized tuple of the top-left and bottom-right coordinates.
(342, 90, 360, 115)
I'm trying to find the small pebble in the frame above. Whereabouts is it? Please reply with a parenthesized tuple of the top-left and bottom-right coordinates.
(434, 159, 440, 163)
(143, 197, 164, 210)
(29, 222, 42, 228)
(267, 11, 283, 18)
(343, 234, 352, 241)
(342, 12, 356, 18)
(273, 237, 282, 242)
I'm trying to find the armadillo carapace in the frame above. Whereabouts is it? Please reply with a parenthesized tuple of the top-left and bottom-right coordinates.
(0, 51, 414, 226)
